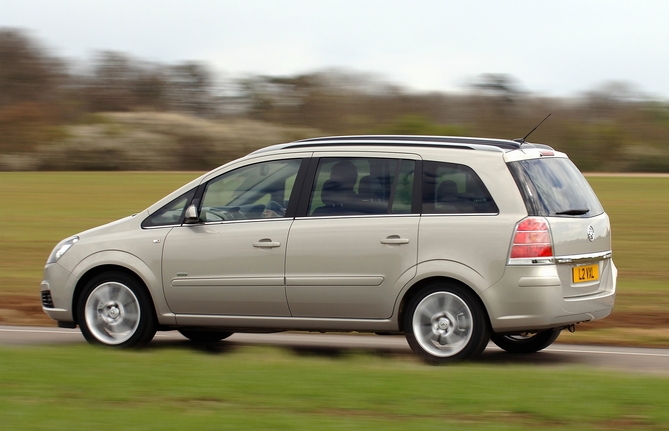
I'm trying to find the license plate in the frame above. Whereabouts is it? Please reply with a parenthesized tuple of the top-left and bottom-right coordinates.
(573, 264, 599, 283)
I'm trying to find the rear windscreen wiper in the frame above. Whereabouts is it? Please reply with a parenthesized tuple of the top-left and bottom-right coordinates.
(555, 209, 590, 215)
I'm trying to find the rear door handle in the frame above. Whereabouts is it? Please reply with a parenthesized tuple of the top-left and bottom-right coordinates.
(253, 239, 281, 248)
(381, 236, 410, 245)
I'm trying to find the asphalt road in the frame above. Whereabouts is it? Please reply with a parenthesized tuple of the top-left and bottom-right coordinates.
(2, 325, 668, 374)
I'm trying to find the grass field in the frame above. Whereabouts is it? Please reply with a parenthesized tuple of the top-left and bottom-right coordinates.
(2, 344, 669, 430)
(0, 172, 198, 323)
(1, 172, 668, 346)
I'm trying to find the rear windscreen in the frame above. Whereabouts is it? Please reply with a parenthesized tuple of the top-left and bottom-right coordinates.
(507, 158, 604, 218)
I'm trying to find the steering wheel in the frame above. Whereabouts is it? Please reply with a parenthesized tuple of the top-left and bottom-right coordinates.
(265, 201, 286, 217)
(202, 209, 231, 221)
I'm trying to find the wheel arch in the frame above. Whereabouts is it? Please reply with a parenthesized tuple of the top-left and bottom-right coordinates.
(72, 264, 157, 326)
(69, 249, 175, 325)
(397, 275, 491, 333)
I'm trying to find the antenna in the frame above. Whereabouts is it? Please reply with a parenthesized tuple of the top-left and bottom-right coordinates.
(514, 113, 551, 144)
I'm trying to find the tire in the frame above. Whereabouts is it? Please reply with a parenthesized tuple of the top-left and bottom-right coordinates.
(77, 271, 156, 348)
(490, 328, 561, 354)
(404, 282, 490, 364)
(178, 329, 233, 344)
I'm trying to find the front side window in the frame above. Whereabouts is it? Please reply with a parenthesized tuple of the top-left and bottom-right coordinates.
(308, 157, 415, 216)
(200, 159, 302, 221)
(422, 161, 498, 214)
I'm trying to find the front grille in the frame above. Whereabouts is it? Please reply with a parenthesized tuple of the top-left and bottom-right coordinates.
(41, 291, 54, 308)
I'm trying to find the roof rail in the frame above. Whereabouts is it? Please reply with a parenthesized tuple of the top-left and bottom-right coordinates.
(294, 135, 522, 150)
(249, 135, 554, 155)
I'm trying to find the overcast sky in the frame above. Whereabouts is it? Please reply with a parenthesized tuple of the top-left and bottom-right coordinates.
(3, 0, 669, 99)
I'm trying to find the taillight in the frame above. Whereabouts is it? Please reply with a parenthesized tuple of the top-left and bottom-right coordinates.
(509, 217, 554, 264)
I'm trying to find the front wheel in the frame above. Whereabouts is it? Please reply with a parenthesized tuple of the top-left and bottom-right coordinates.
(77, 271, 156, 347)
(404, 283, 489, 364)
(490, 328, 561, 354)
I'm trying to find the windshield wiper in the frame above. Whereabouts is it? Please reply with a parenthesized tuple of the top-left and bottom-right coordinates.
(555, 209, 590, 216)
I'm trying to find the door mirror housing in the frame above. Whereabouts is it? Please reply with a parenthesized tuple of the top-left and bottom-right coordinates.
(184, 205, 200, 224)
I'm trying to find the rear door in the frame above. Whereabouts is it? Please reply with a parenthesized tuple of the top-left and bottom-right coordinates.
(285, 154, 420, 319)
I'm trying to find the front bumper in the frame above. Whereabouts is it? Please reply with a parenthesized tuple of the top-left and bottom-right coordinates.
(40, 263, 76, 323)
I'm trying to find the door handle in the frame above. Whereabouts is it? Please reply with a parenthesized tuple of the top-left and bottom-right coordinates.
(381, 236, 410, 245)
(253, 239, 281, 248)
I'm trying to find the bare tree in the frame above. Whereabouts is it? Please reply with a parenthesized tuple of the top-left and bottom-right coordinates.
(0, 28, 65, 107)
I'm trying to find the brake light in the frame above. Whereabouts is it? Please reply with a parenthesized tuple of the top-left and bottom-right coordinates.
(509, 217, 553, 262)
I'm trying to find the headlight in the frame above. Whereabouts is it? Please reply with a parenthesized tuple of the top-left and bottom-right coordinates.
(46, 236, 79, 264)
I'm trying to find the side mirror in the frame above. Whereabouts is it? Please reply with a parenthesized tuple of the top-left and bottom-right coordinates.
(183, 205, 200, 224)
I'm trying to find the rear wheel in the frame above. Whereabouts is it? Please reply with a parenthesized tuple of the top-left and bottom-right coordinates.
(404, 283, 489, 364)
(178, 329, 233, 344)
(77, 271, 156, 347)
(490, 328, 561, 354)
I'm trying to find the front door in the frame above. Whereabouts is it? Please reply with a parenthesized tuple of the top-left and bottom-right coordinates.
(162, 219, 292, 315)
(162, 158, 303, 316)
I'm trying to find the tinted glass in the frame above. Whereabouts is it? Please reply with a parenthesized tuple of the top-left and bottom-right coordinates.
(422, 161, 498, 214)
(200, 159, 301, 221)
(391, 160, 416, 214)
(308, 157, 413, 216)
(508, 158, 604, 218)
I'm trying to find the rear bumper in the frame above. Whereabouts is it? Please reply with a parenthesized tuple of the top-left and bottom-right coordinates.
(481, 260, 617, 333)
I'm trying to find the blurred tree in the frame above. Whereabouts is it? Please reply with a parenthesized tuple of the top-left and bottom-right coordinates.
(471, 73, 523, 104)
(240, 70, 437, 134)
(85, 51, 152, 112)
(0, 29, 65, 107)
(0, 28, 668, 172)
(0, 29, 68, 154)
(167, 62, 215, 117)
(376, 115, 468, 136)
(0, 101, 60, 152)
(83, 54, 217, 116)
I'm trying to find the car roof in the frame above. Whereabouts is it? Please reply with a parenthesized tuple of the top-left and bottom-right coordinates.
(249, 135, 553, 155)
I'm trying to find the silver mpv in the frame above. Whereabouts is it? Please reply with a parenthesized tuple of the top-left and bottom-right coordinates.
(41, 135, 616, 363)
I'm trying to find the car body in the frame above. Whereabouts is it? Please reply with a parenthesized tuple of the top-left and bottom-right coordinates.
(41, 135, 616, 362)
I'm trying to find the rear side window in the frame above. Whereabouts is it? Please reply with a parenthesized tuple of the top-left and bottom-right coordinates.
(307, 157, 415, 216)
(508, 158, 604, 218)
(422, 161, 498, 214)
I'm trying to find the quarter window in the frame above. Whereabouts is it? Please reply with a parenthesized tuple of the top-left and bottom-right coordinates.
(142, 188, 196, 228)
(422, 161, 498, 214)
